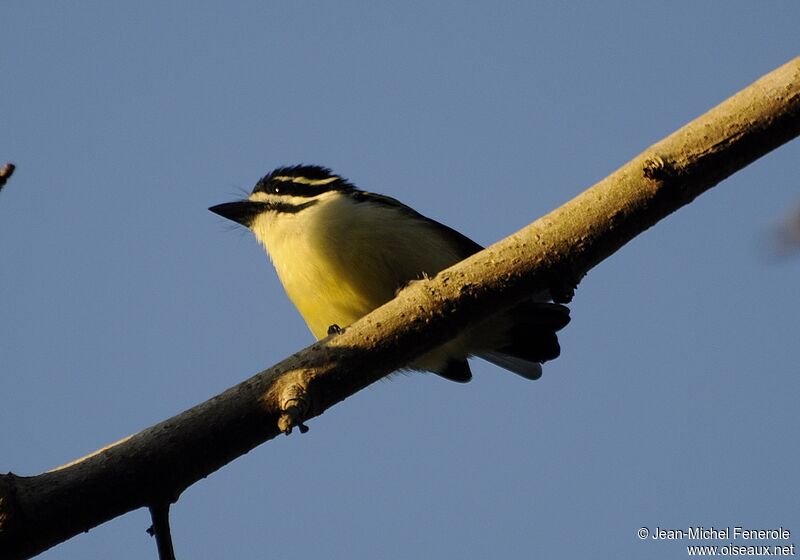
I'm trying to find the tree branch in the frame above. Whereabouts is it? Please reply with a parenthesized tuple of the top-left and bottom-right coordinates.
(0, 163, 15, 192)
(147, 504, 176, 560)
(2, 57, 798, 559)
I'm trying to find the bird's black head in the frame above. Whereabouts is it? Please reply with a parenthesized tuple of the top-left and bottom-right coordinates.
(252, 165, 357, 197)
(209, 165, 356, 226)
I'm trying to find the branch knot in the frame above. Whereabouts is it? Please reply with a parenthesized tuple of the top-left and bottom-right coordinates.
(643, 154, 676, 181)
(278, 383, 310, 435)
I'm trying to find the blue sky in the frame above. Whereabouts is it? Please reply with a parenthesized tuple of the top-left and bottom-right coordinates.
(2, 2, 799, 558)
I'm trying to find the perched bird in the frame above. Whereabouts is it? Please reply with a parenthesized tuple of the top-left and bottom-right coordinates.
(210, 165, 569, 383)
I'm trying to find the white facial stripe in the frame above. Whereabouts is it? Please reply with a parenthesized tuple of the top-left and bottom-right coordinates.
(271, 175, 340, 186)
(249, 190, 337, 206)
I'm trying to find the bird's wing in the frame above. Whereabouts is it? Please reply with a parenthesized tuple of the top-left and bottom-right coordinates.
(354, 190, 485, 257)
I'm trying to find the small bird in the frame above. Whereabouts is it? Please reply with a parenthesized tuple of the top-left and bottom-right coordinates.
(210, 165, 569, 383)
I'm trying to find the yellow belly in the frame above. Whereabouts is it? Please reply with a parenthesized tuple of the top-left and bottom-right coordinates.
(252, 192, 480, 371)
(279, 256, 392, 340)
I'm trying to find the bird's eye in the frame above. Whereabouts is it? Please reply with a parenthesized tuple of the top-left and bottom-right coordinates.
(273, 186, 281, 194)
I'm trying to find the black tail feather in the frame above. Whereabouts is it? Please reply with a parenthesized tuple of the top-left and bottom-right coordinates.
(501, 301, 570, 364)
(436, 359, 473, 383)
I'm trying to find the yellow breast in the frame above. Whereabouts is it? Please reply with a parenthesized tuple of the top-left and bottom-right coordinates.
(252, 193, 444, 340)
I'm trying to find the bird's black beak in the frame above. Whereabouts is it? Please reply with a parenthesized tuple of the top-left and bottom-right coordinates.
(209, 201, 263, 227)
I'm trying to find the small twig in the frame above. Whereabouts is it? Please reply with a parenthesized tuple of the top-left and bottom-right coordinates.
(147, 504, 176, 560)
(770, 204, 800, 258)
(0, 163, 15, 192)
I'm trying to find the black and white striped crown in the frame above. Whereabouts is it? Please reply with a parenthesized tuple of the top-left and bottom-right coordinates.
(252, 165, 356, 197)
